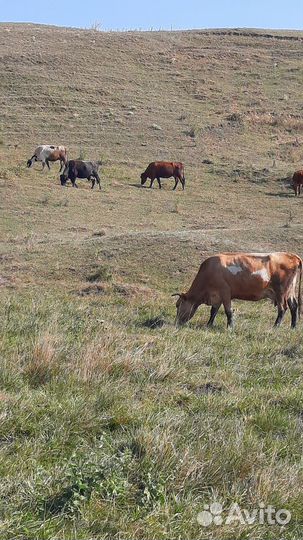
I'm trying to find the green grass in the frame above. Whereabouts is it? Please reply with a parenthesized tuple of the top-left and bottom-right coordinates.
(0, 23, 303, 539)
(0, 291, 302, 539)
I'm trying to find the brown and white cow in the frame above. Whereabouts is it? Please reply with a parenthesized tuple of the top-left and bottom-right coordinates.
(27, 145, 67, 171)
(140, 161, 185, 190)
(173, 252, 302, 329)
(292, 170, 303, 196)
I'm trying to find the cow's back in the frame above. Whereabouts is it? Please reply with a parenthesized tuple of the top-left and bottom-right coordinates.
(54, 145, 67, 155)
(69, 160, 94, 178)
(220, 252, 300, 279)
(151, 161, 174, 177)
(35, 144, 59, 157)
(188, 252, 301, 302)
(34, 145, 47, 157)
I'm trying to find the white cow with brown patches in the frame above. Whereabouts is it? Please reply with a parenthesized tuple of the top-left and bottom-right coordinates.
(173, 252, 302, 329)
(27, 145, 67, 171)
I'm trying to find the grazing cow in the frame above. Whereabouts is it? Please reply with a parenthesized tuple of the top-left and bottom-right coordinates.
(140, 161, 185, 190)
(292, 170, 303, 196)
(27, 145, 67, 171)
(60, 160, 102, 189)
(173, 252, 302, 329)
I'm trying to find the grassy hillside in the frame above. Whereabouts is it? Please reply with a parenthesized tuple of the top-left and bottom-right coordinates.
(0, 23, 303, 539)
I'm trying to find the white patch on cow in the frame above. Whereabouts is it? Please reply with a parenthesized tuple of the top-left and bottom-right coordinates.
(33, 145, 65, 162)
(227, 264, 242, 275)
(252, 268, 270, 281)
(248, 253, 271, 257)
(289, 273, 297, 296)
(34, 145, 52, 161)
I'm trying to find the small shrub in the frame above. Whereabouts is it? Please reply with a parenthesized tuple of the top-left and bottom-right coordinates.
(226, 112, 242, 123)
(90, 20, 102, 31)
(23, 334, 59, 388)
(187, 126, 196, 138)
(141, 316, 165, 329)
(55, 198, 69, 207)
(87, 266, 112, 282)
(283, 210, 293, 228)
(39, 195, 50, 206)
(78, 146, 86, 160)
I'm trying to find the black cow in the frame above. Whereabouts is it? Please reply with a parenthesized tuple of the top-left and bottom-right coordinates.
(60, 160, 102, 189)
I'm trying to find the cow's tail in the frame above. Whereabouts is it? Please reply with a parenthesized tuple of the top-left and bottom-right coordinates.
(298, 258, 302, 319)
(181, 165, 186, 189)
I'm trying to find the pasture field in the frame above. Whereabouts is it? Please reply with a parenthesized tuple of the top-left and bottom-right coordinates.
(0, 23, 303, 539)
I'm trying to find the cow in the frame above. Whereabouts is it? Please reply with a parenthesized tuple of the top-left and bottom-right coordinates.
(60, 160, 102, 189)
(173, 252, 302, 329)
(27, 145, 67, 171)
(292, 170, 303, 196)
(140, 161, 185, 190)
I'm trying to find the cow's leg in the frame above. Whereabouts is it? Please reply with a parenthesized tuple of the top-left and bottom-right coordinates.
(207, 304, 221, 327)
(94, 172, 101, 190)
(157, 177, 162, 189)
(225, 307, 233, 328)
(222, 294, 233, 328)
(172, 177, 178, 190)
(68, 172, 77, 188)
(274, 307, 286, 327)
(274, 300, 287, 327)
(181, 177, 186, 190)
(150, 178, 155, 188)
(41, 161, 46, 171)
(91, 177, 95, 189)
(287, 297, 298, 328)
(46, 159, 51, 171)
(59, 160, 64, 172)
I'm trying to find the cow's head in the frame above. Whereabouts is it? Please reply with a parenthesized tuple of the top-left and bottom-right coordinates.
(173, 293, 198, 326)
(60, 164, 69, 186)
(27, 156, 36, 168)
(140, 172, 147, 185)
(60, 174, 67, 186)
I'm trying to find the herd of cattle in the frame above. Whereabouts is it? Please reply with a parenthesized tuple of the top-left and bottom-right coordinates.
(26, 144, 303, 329)
(26, 145, 186, 190)
(27, 144, 303, 195)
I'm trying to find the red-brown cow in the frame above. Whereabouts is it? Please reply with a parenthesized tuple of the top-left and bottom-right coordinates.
(140, 161, 185, 190)
(173, 252, 302, 329)
(292, 170, 303, 196)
